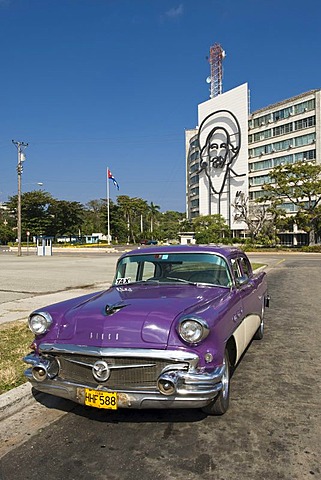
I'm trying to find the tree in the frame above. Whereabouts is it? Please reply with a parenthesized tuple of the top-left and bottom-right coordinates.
(117, 195, 148, 243)
(108, 203, 129, 243)
(81, 194, 187, 244)
(263, 161, 321, 245)
(158, 211, 186, 242)
(148, 202, 160, 236)
(233, 193, 286, 244)
(0, 203, 16, 244)
(6, 190, 54, 240)
(48, 200, 85, 239)
(5, 187, 188, 245)
(192, 214, 231, 244)
(83, 199, 106, 234)
(134, 198, 149, 238)
(0, 205, 16, 244)
(100, 199, 129, 243)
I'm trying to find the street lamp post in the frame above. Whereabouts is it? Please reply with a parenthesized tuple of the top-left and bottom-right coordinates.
(12, 140, 28, 257)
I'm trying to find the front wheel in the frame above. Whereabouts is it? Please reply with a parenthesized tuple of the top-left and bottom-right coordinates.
(202, 350, 230, 416)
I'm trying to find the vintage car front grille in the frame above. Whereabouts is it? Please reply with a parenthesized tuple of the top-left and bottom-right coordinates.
(54, 354, 188, 390)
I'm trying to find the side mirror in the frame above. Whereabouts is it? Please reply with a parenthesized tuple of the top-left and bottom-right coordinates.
(235, 275, 248, 287)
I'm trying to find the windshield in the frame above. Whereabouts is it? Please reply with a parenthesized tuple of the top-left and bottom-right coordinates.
(114, 252, 232, 287)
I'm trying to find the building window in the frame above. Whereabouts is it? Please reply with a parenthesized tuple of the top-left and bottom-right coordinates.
(249, 190, 269, 200)
(249, 174, 272, 186)
(253, 129, 272, 142)
(294, 133, 316, 147)
(190, 175, 199, 185)
(253, 113, 272, 128)
(278, 202, 298, 212)
(190, 163, 199, 173)
(252, 145, 267, 156)
(273, 154, 294, 167)
(273, 106, 292, 121)
(249, 132, 316, 159)
(249, 159, 273, 172)
(294, 116, 315, 131)
(252, 146, 263, 157)
(273, 122, 293, 137)
(294, 149, 316, 161)
(294, 98, 315, 115)
(272, 138, 293, 152)
(190, 151, 200, 161)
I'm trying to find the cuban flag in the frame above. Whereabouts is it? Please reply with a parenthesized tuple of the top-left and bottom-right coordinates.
(107, 169, 120, 190)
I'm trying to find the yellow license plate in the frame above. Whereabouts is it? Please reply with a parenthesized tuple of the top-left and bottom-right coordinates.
(84, 389, 117, 409)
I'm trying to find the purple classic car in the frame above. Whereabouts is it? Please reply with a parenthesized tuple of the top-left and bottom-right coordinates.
(24, 245, 269, 415)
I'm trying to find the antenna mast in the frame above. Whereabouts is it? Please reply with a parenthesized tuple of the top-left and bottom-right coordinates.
(208, 43, 225, 98)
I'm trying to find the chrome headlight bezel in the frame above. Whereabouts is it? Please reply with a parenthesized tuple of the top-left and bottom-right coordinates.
(28, 311, 53, 335)
(177, 315, 210, 345)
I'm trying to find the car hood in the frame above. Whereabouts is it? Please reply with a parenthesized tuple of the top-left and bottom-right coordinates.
(55, 283, 227, 348)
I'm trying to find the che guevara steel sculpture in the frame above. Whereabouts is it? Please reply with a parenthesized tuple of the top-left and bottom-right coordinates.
(197, 109, 244, 216)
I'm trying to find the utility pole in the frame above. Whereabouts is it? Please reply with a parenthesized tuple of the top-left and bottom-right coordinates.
(12, 140, 28, 257)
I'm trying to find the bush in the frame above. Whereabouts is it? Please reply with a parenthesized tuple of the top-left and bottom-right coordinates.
(299, 245, 321, 253)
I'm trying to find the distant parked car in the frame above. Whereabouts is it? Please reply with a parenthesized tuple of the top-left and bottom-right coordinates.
(24, 245, 269, 415)
(140, 239, 158, 245)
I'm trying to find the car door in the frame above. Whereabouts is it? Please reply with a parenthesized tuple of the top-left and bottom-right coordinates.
(229, 256, 246, 361)
(234, 254, 261, 352)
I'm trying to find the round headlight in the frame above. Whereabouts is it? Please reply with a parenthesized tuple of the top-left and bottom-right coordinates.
(28, 312, 53, 335)
(177, 317, 209, 344)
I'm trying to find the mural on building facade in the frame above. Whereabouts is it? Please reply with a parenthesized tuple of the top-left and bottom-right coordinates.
(198, 109, 243, 192)
(197, 109, 245, 215)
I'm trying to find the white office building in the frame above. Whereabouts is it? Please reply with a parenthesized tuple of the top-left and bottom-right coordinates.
(186, 86, 320, 244)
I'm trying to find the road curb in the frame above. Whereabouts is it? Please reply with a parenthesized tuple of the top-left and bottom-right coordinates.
(0, 383, 34, 422)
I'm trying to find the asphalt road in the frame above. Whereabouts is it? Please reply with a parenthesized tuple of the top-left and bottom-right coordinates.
(0, 253, 321, 480)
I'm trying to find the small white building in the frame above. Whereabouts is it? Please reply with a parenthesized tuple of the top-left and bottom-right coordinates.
(179, 232, 196, 245)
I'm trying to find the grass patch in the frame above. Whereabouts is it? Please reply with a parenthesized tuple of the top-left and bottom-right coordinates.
(252, 263, 265, 270)
(0, 320, 33, 394)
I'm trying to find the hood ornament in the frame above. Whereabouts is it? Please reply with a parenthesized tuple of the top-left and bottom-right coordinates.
(105, 302, 127, 316)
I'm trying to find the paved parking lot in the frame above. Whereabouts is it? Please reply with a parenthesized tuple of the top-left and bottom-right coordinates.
(0, 251, 119, 304)
(0, 250, 121, 325)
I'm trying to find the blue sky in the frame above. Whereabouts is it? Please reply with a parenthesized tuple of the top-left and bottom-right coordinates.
(1, 0, 321, 212)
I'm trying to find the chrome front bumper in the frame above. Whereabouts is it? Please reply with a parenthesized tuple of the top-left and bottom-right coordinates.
(24, 347, 225, 410)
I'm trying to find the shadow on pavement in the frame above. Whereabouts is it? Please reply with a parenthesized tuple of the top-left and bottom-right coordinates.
(32, 387, 207, 424)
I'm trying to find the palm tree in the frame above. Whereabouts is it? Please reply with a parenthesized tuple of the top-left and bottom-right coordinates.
(148, 201, 160, 236)
(117, 195, 133, 243)
(117, 196, 148, 243)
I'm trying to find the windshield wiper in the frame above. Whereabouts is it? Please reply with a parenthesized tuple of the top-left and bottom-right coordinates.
(131, 278, 197, 286)
(164, 277, 197, 285)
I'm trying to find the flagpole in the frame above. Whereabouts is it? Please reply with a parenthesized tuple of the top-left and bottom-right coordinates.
(107, 167, 111, 245)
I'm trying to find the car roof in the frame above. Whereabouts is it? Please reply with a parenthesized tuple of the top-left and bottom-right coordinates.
(119, 244, 243, 260)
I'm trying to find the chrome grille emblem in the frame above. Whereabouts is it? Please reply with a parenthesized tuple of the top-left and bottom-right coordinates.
(92, 360, 110, 382)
